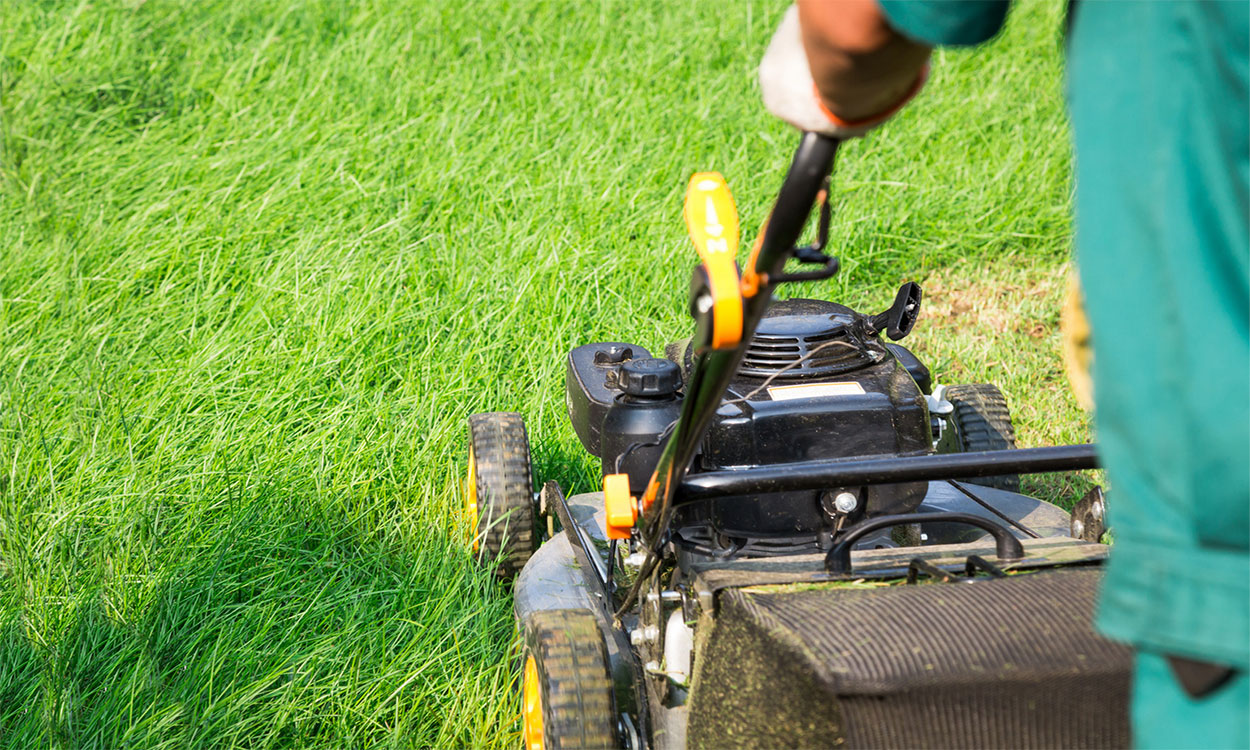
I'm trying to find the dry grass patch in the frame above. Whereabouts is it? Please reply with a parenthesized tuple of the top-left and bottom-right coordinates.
(908, 261, 1101, 507)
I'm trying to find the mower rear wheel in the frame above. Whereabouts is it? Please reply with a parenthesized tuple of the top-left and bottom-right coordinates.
(522, 609, 618, 750)
(945, 384, 1021, 492)
(466, 412, 536, 579)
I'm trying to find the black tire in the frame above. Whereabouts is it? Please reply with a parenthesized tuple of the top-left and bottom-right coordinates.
(522, 610, 618, 750)
(945, 384, 1021, 492)
(467, 412, 535, 580)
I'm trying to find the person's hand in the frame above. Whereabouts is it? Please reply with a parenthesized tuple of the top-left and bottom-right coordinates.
(759, 3, 929, 138)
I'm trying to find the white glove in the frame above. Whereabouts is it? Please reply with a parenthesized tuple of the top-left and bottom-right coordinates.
(759, 5, 926, 138)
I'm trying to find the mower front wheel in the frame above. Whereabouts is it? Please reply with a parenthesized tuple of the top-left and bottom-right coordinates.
(466, 412, 536, 579)
(522, 609, 618, 750)
(945, 383, 1021, 492)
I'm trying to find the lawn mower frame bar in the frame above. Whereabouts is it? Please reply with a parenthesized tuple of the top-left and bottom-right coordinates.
(677, 444, 1099, 499)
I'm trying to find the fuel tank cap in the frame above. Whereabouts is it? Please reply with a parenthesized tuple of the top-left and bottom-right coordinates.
(620, 358, 681, 398)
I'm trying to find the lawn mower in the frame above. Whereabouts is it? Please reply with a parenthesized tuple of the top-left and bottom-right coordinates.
(466, 133, 1129, 749)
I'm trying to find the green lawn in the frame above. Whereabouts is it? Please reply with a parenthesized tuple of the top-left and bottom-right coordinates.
(1, 1, 1091, 746)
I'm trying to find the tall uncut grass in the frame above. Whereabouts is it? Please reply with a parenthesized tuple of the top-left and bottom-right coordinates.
(2, 1, 1085, 746)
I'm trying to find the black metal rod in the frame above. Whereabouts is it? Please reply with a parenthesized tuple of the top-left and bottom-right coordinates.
(678, 444, 1099, 500)
(546, 481, 610, 610)
(946, 480, 1041, 539)
(907, 558, 955, 584)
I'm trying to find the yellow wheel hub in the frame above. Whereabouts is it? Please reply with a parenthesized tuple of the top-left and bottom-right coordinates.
(465, 445, 479, 552)
(522, 655, 544, 750)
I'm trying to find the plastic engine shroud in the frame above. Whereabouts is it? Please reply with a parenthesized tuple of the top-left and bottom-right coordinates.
(564, 299, 933, 552)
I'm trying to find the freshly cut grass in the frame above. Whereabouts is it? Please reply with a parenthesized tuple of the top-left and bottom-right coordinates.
(2, 0, 1085, 746)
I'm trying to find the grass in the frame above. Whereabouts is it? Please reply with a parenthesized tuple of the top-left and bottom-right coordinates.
(1, 0, 1092, 746)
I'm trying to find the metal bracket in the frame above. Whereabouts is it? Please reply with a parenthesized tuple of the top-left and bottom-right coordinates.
(906, 554, 1008, 584)
(906, 558, 956, 584)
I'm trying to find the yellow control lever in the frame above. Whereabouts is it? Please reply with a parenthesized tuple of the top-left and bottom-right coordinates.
(683, 173, 743, 350)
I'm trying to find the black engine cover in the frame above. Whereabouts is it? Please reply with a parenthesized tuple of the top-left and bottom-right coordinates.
(565, 299, 932, 547)
(681, 300, 930, 540)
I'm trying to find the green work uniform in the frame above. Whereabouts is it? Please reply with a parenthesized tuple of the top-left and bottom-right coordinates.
(877, 1, 1250, 748)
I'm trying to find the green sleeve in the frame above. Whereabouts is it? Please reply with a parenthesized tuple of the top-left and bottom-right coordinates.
(877, 0, 1010, 47)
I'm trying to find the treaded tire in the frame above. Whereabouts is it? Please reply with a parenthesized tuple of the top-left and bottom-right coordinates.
(945, 384, 1021, 492)
(523, 609, 618, 750)
(467, 412, 535, 580)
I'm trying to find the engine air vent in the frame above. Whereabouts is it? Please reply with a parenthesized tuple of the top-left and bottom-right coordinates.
(739, 300, 877, 380)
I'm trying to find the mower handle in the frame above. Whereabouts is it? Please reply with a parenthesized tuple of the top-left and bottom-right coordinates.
(825, 512, 1026, 574)
(614, 133, 843, 618)
(750, 133, 841, 283)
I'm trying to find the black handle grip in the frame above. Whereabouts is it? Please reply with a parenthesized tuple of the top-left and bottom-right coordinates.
(825, 512, 1026, 573)
(771, 253, 840, 283)
(754, 133, 840, 280)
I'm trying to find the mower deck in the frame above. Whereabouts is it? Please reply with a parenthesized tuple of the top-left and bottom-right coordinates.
(514, 484, 1120, 749)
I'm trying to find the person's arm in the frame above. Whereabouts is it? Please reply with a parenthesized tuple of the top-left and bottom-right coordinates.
(759, 3, 928, 138)
(761, 1, 1008, 138)
(796, 0, 930, 125)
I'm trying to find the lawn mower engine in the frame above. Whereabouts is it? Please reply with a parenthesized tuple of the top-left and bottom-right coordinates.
(567, 296, 937, 557)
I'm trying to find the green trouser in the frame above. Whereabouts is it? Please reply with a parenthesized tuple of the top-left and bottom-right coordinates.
(1134, 650, 1249, 750)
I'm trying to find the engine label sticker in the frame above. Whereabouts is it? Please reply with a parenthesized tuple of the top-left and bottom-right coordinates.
(767, 382, 866, 401)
